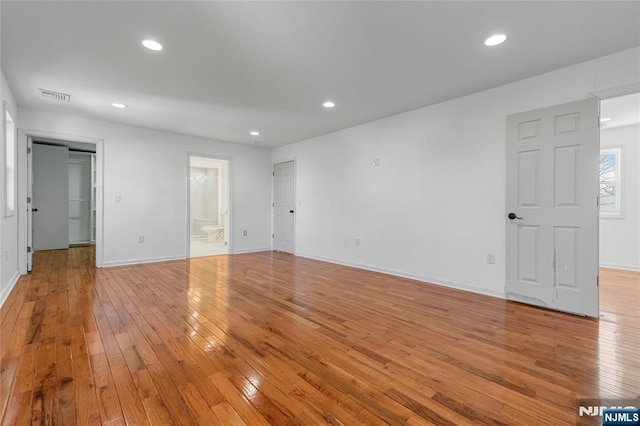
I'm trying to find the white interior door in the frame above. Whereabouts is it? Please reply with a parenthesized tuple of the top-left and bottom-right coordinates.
(27, 137, 33, 271)
(506, 98, 599, 317)
(273, 161, 295, 253)
(33, 143, 69, 250)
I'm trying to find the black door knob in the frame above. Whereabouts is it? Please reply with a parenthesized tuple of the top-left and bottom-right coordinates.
(507, 212, 522, 220)
(32, 208, 38, 212)
(289, 210, 295, 213)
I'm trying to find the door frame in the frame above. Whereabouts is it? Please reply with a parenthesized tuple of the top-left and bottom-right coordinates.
(569, 84, 640, 313)
(272, 158, 296, 254)
(595, 89, 640, 272)
(18, 128, 104, 271)
(186, 153, 232, 258)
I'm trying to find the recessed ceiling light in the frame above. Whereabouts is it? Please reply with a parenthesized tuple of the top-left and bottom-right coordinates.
(111, 102, 127, 109)
(600, 117, 612, 122)
(323, 101, 336, 108)
(142, 39, 163, 51)
(250, 131, 260, 136)
(484, 34, 507, 47)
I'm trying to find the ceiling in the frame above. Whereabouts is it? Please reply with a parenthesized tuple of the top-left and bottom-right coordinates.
(600, 92, 640, 130)
(2, 1, 639, 148)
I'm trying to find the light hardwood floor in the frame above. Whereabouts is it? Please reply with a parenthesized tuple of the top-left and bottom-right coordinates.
(1, 247, 638, 424)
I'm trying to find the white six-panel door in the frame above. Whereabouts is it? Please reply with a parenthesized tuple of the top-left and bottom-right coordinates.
(273, 161, 295, 253)
(506, 98, 599, 317)
(27, 138, 33, 271)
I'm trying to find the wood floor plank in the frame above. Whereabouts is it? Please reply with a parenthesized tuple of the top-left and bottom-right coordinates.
(1, 247, 638, 424)
(210, 401, 248, 426)
(3, 391, 32, 425)
(209, 371, 271, 426)
(89, 352, 123, 423)
(70, 322, 101, 423)
(141, 394, 176, 425)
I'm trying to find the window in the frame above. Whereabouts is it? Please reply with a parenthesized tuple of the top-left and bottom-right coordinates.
(599, 147, 621, 217)
(4, 104, 16, 217)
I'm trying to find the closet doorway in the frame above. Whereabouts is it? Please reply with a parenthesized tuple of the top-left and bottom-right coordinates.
(32, 141, 96, 251)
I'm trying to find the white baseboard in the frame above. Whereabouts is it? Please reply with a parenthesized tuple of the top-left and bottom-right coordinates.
(0, 270, 22, 308)
(102, 249, 273, 268)
(295, 252, 505, 300)
(600, 263, 640, 272)
(102, 255, 185, 268)
(232, 247, 272, 255)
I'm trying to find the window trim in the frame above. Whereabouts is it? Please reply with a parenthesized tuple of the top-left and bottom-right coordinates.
(4, 102, 16, 218)
(599, 146, 622, 218)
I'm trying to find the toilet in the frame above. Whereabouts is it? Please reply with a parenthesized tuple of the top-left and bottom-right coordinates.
(202, 225, 224, 242)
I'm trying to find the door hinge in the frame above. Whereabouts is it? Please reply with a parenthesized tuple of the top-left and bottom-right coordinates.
(27, 147, 31, 154)
(272, 234, 274, 238)
(597, 275, 599, 287)
(27, 196, 31, 203)
(597, 196, 599, 207)
(272, 202, 274, 207)
(27, 246, 31, 253)
(272, 172, 275, 177)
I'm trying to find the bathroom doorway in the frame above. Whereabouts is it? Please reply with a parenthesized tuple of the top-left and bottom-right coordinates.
(188, 155, 230, 258)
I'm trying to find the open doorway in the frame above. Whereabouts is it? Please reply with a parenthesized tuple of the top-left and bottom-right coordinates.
(504, 93, 639, 317)
(188, 155, 230, 258)
(599, 92, 640, 272)
(31, 141, 96, 249)
(28, 139, 97, 269)
(19, 131, 103, 272)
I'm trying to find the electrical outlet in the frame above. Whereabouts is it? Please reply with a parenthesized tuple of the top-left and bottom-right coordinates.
(487, 253, 495, 264)
(243, 230, 248, 236)
(355, 238, 360, 247)
(114, 194, 122, 203)
(138, 235, 144, 243)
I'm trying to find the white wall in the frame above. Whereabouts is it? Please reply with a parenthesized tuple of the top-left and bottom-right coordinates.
(18, 107, 272, 266)
(1, 70, 20, 305)
(273, 47, 640, 297)
(600, 124, 640, 271)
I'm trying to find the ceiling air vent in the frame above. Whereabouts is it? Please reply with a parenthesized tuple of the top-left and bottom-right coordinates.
(39, 88, 71, 102)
